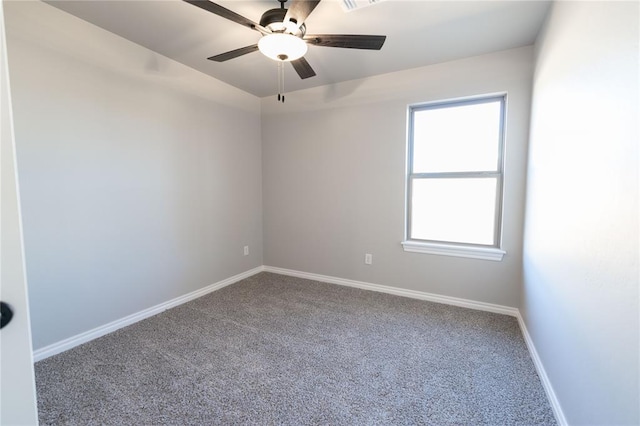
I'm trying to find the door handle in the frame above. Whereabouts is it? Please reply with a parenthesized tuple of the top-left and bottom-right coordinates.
(0, 302, 13, 329)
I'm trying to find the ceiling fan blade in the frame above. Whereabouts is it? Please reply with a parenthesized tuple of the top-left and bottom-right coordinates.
(304, 34, 386, 50)
(207, 44, 259, 62)
(290, 57, 316, 79)
(284, 0, 321, 27)
(183, 0, 266, 33)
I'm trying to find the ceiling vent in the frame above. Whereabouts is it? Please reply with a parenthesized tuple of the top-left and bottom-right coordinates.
(340, 0, 385, 12)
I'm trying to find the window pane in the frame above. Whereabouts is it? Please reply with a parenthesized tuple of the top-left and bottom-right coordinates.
(410, 178, 497, 245)
(412, 101, 501, 173)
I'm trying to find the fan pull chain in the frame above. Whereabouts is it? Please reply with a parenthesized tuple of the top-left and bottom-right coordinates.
(277, 61, 285, 103)
(281, 63, 285, 103)
(277, 61, 281, 101)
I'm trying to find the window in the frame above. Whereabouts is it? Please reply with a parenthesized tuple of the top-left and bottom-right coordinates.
(402, 95, 507, 261)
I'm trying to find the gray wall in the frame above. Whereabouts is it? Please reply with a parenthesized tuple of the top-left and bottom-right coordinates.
(6, 1, 263, 350)
(522, 2, 639, 424)
(262, 47, 533, 308)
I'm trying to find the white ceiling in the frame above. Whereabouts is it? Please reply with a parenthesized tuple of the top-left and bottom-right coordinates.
(46, 0, 551, 98)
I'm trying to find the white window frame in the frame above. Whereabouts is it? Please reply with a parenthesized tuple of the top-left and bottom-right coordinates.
(402, 95, 507, 261)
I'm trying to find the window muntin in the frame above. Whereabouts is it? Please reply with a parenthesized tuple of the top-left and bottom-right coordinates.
(407, 96, 505, 250)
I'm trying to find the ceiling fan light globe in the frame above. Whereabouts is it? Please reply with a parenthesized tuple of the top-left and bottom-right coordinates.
(258, 33, 307, 62)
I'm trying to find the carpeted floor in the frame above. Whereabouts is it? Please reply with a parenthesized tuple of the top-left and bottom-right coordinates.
(35, 272, 556, 425)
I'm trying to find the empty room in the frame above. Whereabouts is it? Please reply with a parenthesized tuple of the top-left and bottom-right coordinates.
(1, 0, 638, 425)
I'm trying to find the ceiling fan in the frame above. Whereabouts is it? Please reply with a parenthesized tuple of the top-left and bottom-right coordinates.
(183, 0, 386, 100)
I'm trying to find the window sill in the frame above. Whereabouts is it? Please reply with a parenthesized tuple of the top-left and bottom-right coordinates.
(401, 241, 506, 261)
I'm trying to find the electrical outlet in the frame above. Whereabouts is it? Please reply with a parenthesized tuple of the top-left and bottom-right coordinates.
(365, 253, 373, 265)
(243, 246, 249, 256)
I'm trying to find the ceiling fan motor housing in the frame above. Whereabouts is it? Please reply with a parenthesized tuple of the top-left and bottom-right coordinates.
(259, 8, 306, 37)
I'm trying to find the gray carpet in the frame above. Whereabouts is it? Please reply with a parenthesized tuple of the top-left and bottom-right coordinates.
(35, 272, 556, 425)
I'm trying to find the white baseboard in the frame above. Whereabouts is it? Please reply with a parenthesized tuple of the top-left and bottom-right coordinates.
(34, 266, 517, 363)
(516, 313, 568, 426)
(263, 266, 519, 317)
(32, 266, 264, 362)
(33, 264, 566, 426)
(264, 266, 566, 424)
